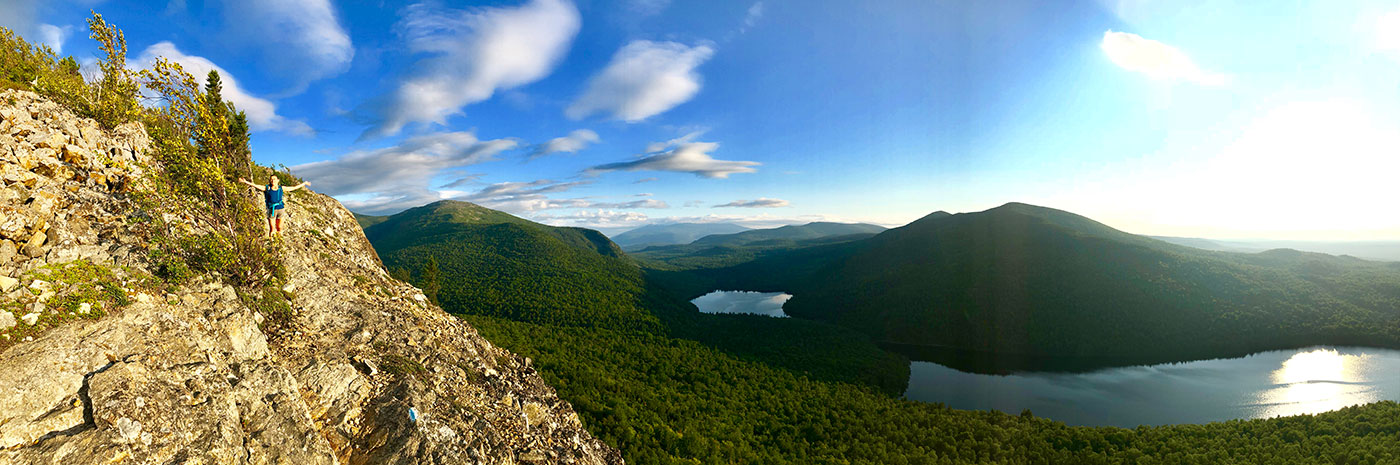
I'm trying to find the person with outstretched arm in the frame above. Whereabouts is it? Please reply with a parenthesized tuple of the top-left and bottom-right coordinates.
(237, 176, 309, 238)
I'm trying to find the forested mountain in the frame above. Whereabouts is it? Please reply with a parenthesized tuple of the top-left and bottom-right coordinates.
(611, 222, 751, 250)
(688, 202, 1400, 366)
(360, 200, 908, 391)
(363, 200, 654, 330)
(634, 221, 890, 270)
(352, 212, 389, 229)
(359, 200, 1400, 463)
(690, 221, 887, 247)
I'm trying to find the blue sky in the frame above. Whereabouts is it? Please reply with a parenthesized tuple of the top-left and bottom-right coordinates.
(5, 0, 1400, 239)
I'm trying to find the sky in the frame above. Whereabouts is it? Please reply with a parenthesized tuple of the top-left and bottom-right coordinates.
(4, 0, 1400, 240)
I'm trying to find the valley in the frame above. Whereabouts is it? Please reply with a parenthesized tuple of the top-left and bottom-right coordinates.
(358, 199, 1400, 464)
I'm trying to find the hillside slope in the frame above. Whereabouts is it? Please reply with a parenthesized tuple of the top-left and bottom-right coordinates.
(711, 203, 1400, 365)
(0, 90, 621, 464)
(689, 221, 887, 248)
(364, 200, 659, 331)
(634, 221, 890, 270)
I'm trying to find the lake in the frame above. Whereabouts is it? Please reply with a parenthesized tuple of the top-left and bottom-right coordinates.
(691, 290, 792, 317)
(691, 291, 1400, 427)
(905, 346, 1400, 427)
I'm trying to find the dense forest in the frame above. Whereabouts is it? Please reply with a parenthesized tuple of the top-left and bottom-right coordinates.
(363, 200, 1400, 464)
(474, 316, 1400, 465)
(665, 203, 1400, 369)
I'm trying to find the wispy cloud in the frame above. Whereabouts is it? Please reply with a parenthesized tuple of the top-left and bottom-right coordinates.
(634, 177, 659, 184)
(566, 40, 714, 122)
(221, 0, 353, 94)
(364, 0, 581, 139)
(1100, 30, 1226, 86)
(588, 137, 758, 178)
(743, 2, 764, 30)
(448, 179, 669, 213)
(531, 210, 651, 229)
(713, 198, 789, 208)
(627, 0, 671, 17)
(293, 131, 518, 213)
(529, 129, 600, 159)
(137, 42, 314, 135)
(36, 24, 72, 55)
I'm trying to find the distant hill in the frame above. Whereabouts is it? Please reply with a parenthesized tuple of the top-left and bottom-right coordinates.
(1154, 236, 1400, 262)
(611, 222, 751, 250)
(690, 221, 887, 248)
(362, 200, 657, 330)
(352, 212, 389, 229)
(634, 221, 889, 270)
(693, 203, 1400, 366)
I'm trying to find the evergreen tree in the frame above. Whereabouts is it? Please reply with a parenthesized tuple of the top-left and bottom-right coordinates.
(203, 70, 225, 117)
(419, 257, 441, 305)
(389, 267, 412, 283)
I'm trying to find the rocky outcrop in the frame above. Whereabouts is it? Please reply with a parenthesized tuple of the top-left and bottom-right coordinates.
(0, 90, 624, 464)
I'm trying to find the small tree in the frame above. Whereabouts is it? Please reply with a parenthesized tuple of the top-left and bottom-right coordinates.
(86, 12, 139, 128)
(418, 257, 442, 305)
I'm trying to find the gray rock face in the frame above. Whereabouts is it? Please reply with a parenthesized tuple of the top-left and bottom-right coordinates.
(0, 90, 624, 464)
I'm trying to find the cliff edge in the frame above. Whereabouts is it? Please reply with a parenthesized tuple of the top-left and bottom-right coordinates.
(0, 90, 624, 464)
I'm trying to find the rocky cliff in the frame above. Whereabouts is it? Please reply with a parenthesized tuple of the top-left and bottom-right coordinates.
(0, 90, 624, 464)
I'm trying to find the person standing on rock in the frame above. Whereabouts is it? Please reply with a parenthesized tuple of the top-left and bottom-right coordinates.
(237, 176, 309, 238)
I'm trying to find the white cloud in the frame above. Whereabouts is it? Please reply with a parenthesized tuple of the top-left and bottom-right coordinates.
(531, 210, 651, 230)
(221, 0, 354, 94)
(530, 129, 600, 158)
(566, 40, 714, 122)
(36, 24, 71, 55)
(365, 0, 581, 139)
(588, 138, 758, 178)
(0, 1, 77, 55)
(641, 213, 871, 230)
(644, 129, 705, 153)
(634, 177, 659, 184)
(713, 198, 789, 208)
(0, 1, 40, 42)
(137, 42, 314, 135)
(1100, 30, 1227, 86)
(293, 131, 518, 214)
(449, 179, 671, 213)
(594, 199, 670, 209)
(1377, 9, 1400, 54)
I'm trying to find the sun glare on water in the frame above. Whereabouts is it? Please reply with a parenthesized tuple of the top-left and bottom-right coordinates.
(1254, 349, 1378, 419)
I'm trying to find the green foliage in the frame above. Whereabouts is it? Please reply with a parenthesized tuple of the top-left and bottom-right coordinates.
(472, 316, 1400, 464)
(1, 260, 154, 352)
(86, 12, 140, 129)
(366, 201, 662, 332)
(676, 203, 1400, 370)
(415, 256, 442, 305)
(239, 283, 294, 335)
(382, 354, 427, 377)
(353, 212, 390, 229)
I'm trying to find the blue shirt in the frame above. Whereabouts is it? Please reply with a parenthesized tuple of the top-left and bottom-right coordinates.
(264, 185, 284, 208)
